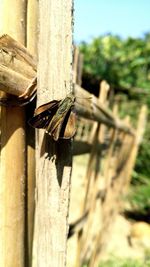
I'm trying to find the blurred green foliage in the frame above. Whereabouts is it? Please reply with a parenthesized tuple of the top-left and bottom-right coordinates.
(80, 33, 150, 95)
(79, 34, 150, 216)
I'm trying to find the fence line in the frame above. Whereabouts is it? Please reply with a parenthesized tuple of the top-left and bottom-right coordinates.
(68, 48, 147, 266)
(0, 37, 147, 267)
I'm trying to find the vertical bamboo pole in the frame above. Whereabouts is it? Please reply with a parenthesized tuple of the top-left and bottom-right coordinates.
(73, 47, 79, 84)
(73, 47, 83, 86)
(26, 1, 38, 265)
(27, 0, 38, 57)
(32, 1, 73, 267)
(90, 107, 146, 267)
(77, 53, 83, 86)
(0, 1, 27, 267)
(124, 105, 147, 189)
(84, 81, 109, 212)
(75, 81, 109, 267)
(82, 81, 109, 264)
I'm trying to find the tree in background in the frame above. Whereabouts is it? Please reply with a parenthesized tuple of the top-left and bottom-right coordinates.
(79, 34, 150, 218)
(80, 33, 150, 92)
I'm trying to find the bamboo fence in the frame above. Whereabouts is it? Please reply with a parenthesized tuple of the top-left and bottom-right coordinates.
(0, 4, 147, 267)
(67, 50, 147, 267)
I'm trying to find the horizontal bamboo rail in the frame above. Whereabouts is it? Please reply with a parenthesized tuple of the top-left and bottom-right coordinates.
(73, 140, 108, 155)
(0, 36, 135, 136)
(0, 64, 31, 95)
(0, 35, 136, 138)
(75, 85, 135, 135)
(0, 34, 36, 97)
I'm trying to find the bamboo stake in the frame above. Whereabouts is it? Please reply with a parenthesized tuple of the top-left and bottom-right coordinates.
(26, 1, 38, 266)
(75, 81, 109, 266)
(73, 47, 79, 84)
(81, 81, 109, 265)
(90, 118, 135, 267)
(77, 53, 83, 86)
(124, 105, 147, 190)
(102, 103, 119, 190)
(0, 1, 27, 267)
(73, 47, 83, 86)
(85, 81, 109, 209)
(32, 1, 73, 266)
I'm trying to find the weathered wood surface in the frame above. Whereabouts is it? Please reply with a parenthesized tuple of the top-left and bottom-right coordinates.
(32, 1, 73, 267)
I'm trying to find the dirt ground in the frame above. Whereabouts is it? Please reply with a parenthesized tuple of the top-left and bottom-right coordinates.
(69, 156, 150, 264)
(103, 214, 150, 260)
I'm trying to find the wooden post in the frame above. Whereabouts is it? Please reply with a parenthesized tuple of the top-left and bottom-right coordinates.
(26, 1, 38, 265)
(0, 1, 27, 267)
(32, 1, 73, 266)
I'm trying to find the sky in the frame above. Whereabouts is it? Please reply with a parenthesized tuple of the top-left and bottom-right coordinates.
(74, 0, 150, 43)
